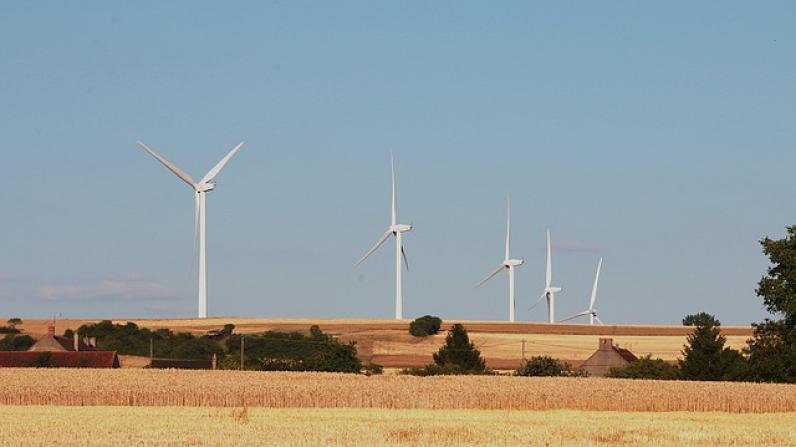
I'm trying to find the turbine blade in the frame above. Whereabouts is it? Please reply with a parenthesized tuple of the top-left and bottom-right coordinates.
(528, 292, 545, 311)
(401, 244, 409, 271)
(589, 257, 603, 310)
(137, 141, 196, 187)
(477, 264, 504, 287)
(505, 196, 511, 261)
(355, 229, 392, 266)
(546, 228, 552, 288)
(594, 315, 604, 325)
(390, 150, 397, 226)
(201, 142, 244, 184)
(558, 310, 590, 323)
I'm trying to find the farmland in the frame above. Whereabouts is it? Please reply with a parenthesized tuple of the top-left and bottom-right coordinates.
(0, 369, 793, 412)
(1, 406, 794, 447)
(12, 318, 754, 369)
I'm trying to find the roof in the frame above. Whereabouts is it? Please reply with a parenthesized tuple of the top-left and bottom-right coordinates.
(612, 346, 638, 363)
(28, 335, 95, 352)
(0, 351, 119, 368)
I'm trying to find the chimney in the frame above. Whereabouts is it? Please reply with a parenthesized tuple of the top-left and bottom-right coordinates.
(599, 338, 613, 351)
(47, 325, 55, 338)
(73, 333, 79, 351)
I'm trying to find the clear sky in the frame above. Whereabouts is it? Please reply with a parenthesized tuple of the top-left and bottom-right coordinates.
(1, 2, 794, 325)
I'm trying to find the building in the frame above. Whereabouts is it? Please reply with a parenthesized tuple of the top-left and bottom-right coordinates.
(28, 325, 96, 352)
(580, 338, 638, 377)
(0, 351, 120, 368)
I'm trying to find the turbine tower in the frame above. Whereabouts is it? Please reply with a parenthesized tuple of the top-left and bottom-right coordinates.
(355, 151, 412, 320)
(138, 140, 244, 319)
(540, 228, 562, 323)
(559, 257, 603, 325)
(477, 198, 524, 322)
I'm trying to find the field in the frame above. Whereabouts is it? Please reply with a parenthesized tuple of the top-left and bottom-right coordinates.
(12, 318, 754, 369)
(1, 369, 794, 412)
(2, 406, 794, 447)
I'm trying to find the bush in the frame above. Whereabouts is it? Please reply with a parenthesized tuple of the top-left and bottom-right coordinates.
(224, 325, 363, 373)
(0, 334, 36, 351)
(402, 324, 490, 376)
(607, 355, 680, 380)
(515, 356, 584, 377)
(363, 362, 384, 376)
(0, 326, 20, 335)
(409, 315, 442, 337)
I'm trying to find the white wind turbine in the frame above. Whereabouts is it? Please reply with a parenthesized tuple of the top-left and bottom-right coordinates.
(540, 228, 562, 323)
(477, 198, 524, 322)
(138, 140, 244, 319)
(355, 151, 412, 320)
(559, 258, 603, 325)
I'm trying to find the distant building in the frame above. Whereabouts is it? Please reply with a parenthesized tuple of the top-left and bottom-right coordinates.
(0, 351, 119, 368)
(150, 354, 218, 370)
(580, 338, 638, 377)
(28, 325, 97, 352)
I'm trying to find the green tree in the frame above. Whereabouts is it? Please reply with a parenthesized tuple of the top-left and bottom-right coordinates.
(432, 324, 486, 373)
(607, 355, 680, 380)
(7, 318, 22, 327)
(515, 356, 579, 377)
(0, 334, 36, 351)
(679, 314, 746, 381)
(746, 227, 796, 382)
(682, 312, 720, 327)
(409, 315, 442, 337)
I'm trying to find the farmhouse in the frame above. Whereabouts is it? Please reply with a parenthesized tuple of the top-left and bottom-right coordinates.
(580, 338, 638, 377)
(0, 351, 120, 368)
(28, 325, 97, 352)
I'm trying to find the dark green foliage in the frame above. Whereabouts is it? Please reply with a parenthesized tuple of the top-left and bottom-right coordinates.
(225, 325, 362, 373)
(431, 324, 486, 373)
(0, 334, 36, 351)
(76, 320, 223, 360)
(607, 355, 680, 380)
(363, 362, 384, 376)
(757, 226, 796, 323)
(745, 320, 796, 383)
(682, 312, 721, 327)
(679, 314, 747, 381)
(0, 326, 20, 334)
(222, 324, 236, 336)
(7, 318, 22, 326)
(409, 315, 442, 337)
(515, 356, 580, 377)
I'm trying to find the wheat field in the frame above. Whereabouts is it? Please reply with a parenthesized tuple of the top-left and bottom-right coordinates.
(1, 369, 794, 413)
(1, 406, 794, 447)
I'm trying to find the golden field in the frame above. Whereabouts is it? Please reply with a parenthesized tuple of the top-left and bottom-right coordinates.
(1, 406, 794, 447)
(11, 318, 754, 369)
(0, 369, 794, 413)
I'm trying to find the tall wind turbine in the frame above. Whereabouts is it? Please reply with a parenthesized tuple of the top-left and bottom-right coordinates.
(559, 258, 603, 325)
(540, 228, 562, 323)
(477, 198, 524, 322)
(138, 140, 244, 319)
(355, 151, 412, 320)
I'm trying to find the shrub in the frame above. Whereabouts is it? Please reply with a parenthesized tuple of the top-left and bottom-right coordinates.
(607, 355, 680, 380)
(409, 315, 442, 337)
(432, 324, 487, 373)
(363, 362, 384, 376)
(515, 356, 583, 377)
(0, 334, 36, 351)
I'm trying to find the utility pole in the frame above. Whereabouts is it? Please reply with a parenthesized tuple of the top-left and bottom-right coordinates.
(521, 339, 526, 361)
(240, 336, 245, 371)
(150, 337, 154, 360)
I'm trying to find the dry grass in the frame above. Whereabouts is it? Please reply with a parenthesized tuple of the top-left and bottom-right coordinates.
(10, 318, 753, 369)
(0, 406, 794, 446)
(0, 369, 793, 413)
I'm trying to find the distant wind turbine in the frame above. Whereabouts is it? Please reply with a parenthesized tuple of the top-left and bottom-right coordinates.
(137, 140, 244, 319)
(559, 257, 603, 325)
(540, 228, 562, 323)
(477, 198, 524, 322)
(355, 151, 412, 320)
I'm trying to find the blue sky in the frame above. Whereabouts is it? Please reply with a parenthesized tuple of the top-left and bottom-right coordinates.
(0, 2, 794, 325)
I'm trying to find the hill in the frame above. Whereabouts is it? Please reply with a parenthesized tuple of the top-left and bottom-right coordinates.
(9, 318, 754, 369)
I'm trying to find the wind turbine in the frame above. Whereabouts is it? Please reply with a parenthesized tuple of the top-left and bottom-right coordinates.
(540, 228, 562, 323)
(559, 258, 603, 325)
(137, 140, 244, 319)
(355, 151, 412, 320)
(477, 198, 524, 322)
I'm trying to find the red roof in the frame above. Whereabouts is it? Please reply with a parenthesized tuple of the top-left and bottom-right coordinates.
(0, 351, 119, 368)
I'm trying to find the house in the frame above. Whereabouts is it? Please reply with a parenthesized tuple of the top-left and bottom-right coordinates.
(28, 325, 96, 352)
(580, 338, 638, 377)
(0, 351, 120, 368)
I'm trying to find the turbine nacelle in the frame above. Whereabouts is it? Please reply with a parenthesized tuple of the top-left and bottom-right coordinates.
(545, 286, 562, 294)
(391, 224, 413, 234)
(504, 258, 524, 268)
(196, 183, 216, 193)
